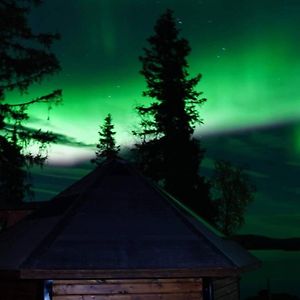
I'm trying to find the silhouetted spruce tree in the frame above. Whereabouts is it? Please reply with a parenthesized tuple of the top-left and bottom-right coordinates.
(134, 9, 211, 217)
(211, 160, 255, 236)
(0, 0, 62, 206)
(92, 114, 120, 165)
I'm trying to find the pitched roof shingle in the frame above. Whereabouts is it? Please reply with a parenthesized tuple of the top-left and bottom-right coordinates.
(0, 159, 260, 279)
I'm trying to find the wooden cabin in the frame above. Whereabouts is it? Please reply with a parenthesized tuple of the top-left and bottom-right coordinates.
(0, 159, 260, 300)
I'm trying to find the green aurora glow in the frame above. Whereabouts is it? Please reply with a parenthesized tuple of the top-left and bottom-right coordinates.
(6, 0, 300, 161)
(8, 3, 300, 295)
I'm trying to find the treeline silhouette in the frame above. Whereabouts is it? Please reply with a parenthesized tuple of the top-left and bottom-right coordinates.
(0, 1, 255, 236)
(92, 10, 255, 236)
(0, 0, 62, 207)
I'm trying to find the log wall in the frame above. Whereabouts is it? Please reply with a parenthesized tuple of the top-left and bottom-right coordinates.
(213, 277, 239, 300)
(52, 278, 203, 300)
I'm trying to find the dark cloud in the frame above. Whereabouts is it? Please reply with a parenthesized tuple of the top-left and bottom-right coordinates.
(5, 122, 94, 149)
(200, 121, 300, 237)
(53, 132, 94, 148)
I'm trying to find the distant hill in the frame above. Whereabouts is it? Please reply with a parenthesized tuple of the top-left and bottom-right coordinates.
(231, 234, 300, 251)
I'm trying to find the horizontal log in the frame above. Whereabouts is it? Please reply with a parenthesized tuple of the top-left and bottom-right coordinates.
(21, 268, 239, 279)
(53, 282, 202, 295)
(213, 277, 238, 289)
(54, 278, 202, 285)
(214, 283, 239, 299)
(53, 293, 202, 300)
(214, 290, 238, 300)
(53, 297, 83, 300)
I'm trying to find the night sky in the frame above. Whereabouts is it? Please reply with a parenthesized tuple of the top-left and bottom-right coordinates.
(5, 1, 299, 296)
(10, 1, 299, 239)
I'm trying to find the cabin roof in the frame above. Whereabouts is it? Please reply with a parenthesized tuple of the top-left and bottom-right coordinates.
(0, 159, 260, 279)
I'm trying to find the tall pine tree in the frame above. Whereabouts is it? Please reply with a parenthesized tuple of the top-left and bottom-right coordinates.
(92, 114, 120, 165)
(0, 0, 62, 205)
(134, 10, 211, 217)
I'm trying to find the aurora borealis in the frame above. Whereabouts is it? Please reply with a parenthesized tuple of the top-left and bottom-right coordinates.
(14, 0, 298, 234)
(16, 0, 299, 232)
(6, 0, 298, 162)
(8, 0, 298, 226)
(4, 0, 300, 296)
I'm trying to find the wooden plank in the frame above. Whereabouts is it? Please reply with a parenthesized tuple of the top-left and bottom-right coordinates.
(213, 277, 238, 289)
(21, 267, 239, 279)
(215, 290, 239, 300)
(214, 280, 238, 294)
(54, 278, 202, 285)
(214, 282, 239, 299)
(53, 297, 83, 300)
(53, 293, 202, 300)
(53, 282, 202, 295)
(228, 291, 239, 300)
